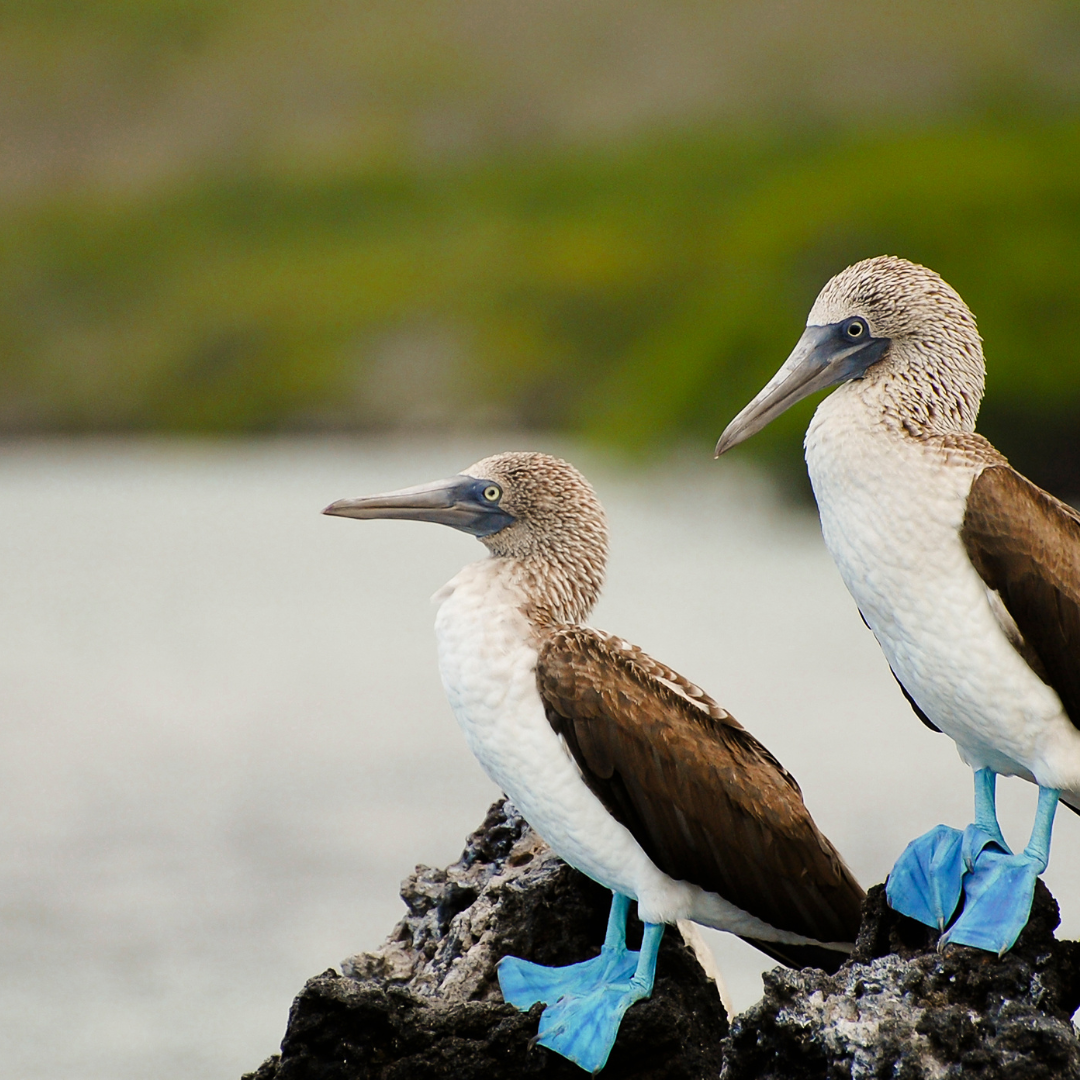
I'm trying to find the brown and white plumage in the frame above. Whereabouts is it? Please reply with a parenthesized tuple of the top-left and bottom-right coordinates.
(962, 464, 1080, 739)
(538, 627, 863, 970)
(717, 255, 1080, 808)
(326, 451, 864, 971)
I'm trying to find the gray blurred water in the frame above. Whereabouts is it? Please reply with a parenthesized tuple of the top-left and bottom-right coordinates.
(0, 436, 1077, 1080)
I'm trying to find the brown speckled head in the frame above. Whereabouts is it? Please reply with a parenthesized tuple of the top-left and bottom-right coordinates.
(716, 255, 988, 454)
(462, 452, 608, 623)
(810, 256, 985, 433)
(324, 451, 608, 625)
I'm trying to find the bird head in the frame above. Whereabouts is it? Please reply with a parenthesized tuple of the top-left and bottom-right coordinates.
(324, 452, 608, 622)
(715, 255, 985, 455)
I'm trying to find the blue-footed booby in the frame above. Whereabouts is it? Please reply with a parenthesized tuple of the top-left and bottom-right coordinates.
(716, 255, 1080, 956)
(324, 452, 863, 1073)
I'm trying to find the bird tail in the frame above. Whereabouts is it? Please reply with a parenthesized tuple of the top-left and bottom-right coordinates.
(738, 936, 853, 975)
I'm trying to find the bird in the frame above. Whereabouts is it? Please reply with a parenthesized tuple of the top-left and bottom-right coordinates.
(715, 255, 1080, 957)
(324, 452, 864, 1073)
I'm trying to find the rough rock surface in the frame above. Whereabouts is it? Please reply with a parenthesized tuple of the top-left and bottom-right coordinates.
(243, 799, 728, 1079)
(721, 881, 1080, 1080)
(243, 799, 1080, 1080)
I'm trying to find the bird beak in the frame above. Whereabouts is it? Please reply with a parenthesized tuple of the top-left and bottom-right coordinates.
(323, 475, 516, 538)
(714, 323, 891, 456)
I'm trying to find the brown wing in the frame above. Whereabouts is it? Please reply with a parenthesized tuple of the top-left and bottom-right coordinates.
(961, 465, 1080, 730)
(536, 627, 865, 969)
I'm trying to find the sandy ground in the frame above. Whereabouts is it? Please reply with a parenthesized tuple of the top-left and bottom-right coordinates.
(0, 436, 1076, 1079)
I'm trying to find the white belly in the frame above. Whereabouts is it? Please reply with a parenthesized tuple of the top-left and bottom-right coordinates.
(805, 386, 1080, 793)
(431, 558, 825, 942)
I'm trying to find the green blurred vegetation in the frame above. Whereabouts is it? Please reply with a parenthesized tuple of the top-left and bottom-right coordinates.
(4, 121, 1080, 485)
(1, 1, 1079, 490)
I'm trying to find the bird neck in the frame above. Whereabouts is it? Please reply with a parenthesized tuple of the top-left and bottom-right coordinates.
(478, 518, 608, 628)
(861, 339, 985, 437)
(519, 552, 603, 628)
(473, 550, 601, 629)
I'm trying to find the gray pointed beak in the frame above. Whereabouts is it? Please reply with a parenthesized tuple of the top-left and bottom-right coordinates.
(323, 475, 516, 538)
(714, 323, 890, 456)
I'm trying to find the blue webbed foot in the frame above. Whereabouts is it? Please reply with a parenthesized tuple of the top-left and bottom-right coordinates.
(939, 847, 1043, 955)
(497, 892, 663, 1073)
(533, 969, 653, 1074)
(940, 784, 1060, 956)
(497, 947, 637, 1012)
(887, 769, 1014, 932)
(886, 824, 966, 930)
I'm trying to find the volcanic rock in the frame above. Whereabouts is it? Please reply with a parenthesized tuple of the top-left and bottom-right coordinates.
(242, 798, 728, 1079)
(243, 798, 1080, 1079)
(720, 881, 1080, 1080)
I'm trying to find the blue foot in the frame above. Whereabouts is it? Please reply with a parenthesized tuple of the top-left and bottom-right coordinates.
(939, 847, 1043, 954)
(534, 964, 655, 1073)
(940, 785, 1059, 956)
(886, 769, 1012, 931)
(497, 892, 664, 1073)
(886, 824, 965, 930)
(497, 948, 637, 1011)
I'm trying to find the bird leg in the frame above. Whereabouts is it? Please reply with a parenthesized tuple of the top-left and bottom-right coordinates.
(941, 784, 1059, 955)
(886, 768, 1010, 931)
(965, 768, 1011, 857)
(497, 891, 663, 1073)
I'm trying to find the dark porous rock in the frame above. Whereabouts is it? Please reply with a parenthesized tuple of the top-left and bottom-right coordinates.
(243, 799, 728, 1080)
(244, 798, 1080, 1080)
(721, 881, 1080, 1080)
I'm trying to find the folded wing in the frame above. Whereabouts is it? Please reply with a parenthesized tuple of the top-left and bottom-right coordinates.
(961, 465, 1080, 729)
(536, 627, 865, 970)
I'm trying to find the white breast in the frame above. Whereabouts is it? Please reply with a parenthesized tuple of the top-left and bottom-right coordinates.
(432, 560, 675, 913)
(805, 384, 1080, 793)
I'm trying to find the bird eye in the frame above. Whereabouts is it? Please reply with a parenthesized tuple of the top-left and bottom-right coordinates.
(483, 485, 501, 502)
(845, 318, 867, 339)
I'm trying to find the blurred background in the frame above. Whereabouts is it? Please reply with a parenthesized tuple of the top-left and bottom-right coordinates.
(1, 2, 1080, 1078)
(2, 0, 1080, 486)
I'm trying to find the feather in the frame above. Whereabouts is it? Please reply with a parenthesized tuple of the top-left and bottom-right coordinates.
(535, 627, 865, 963)
(961, 465, 1080, 730)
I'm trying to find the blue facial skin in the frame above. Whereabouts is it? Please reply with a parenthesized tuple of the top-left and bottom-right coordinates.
(445, 476, 518, 537)
(803, 317, 892, 388)
(714, 317, 893, 458)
